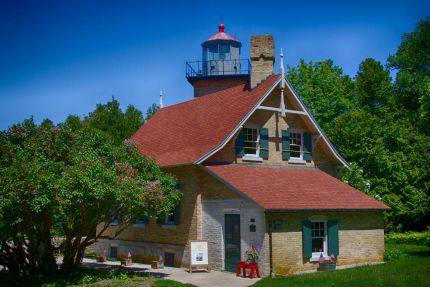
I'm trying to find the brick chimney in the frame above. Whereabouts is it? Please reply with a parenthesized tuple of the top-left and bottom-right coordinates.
(250, 35, 275, 88)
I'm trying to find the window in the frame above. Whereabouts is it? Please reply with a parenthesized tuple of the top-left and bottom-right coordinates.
(110, 245, 118, 259)
(165, 211, 176, 225)
(243, 127, 259, 156)
(311, 221, 327, 257)
(290, 131, 302, 159)
(157, 204, 180, 226)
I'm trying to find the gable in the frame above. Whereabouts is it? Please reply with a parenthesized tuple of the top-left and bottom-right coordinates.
(202, 76, 349, 171)
(131, 73, 348, 170)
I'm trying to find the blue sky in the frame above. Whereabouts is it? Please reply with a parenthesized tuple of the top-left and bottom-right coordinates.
(1, 0, 429, 130)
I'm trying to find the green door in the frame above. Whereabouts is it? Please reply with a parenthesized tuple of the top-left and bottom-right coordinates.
(224, 214, 241, 272)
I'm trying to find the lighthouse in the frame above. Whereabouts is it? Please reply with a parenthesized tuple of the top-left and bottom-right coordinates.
(186, 23, 251, 97)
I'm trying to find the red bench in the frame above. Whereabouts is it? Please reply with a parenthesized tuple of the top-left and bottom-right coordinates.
(236, 261, 261, 278)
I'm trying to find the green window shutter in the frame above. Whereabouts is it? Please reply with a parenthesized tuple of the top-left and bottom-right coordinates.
(303, 132, 312, 162)
(174, 203, 181, 225)
(235, 129, 245, 157)
(302, 220, 312, 259)
(259, 128, 269, 159)
(327, 220, 339, 256)
(282, 129, 290, 160)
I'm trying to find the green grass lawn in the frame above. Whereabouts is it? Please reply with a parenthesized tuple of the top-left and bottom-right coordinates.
(252, 244, 430, 287)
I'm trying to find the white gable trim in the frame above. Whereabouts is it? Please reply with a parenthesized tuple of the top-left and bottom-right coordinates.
(195, 76, 282, 164)
(195, 75, 349, 169)
(284, 78, 349, 168)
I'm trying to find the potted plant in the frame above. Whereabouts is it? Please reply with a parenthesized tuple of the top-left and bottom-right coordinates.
(318, 253, 327, 271)
(96, 249, 107, 262)
(121, 251, 133, 266)
(318, 254, 337, 271)
(327, 254, 337, 270)
(245, 246, 259, 263)
(151, 255, 164, 269)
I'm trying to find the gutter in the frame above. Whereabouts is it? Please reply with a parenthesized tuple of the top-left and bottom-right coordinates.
(268, 211, 273, 277)
(265, 207, 391, 213)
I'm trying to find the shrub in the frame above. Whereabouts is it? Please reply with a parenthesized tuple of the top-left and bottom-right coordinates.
(384, 248, 407, 261)
(385, 231, 430, 246)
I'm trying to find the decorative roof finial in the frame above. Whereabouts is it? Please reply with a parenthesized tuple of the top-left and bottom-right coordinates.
(280, 48, 286, 117)
(159, 89, 164, 109)
(280, 48, 285, 89)
(218, 23, 225, 33)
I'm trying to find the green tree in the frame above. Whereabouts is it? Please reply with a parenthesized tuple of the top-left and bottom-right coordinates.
(145, 103, 160, 121)
(354, 58, 393, 109)
(0, 118, 180, 277)
(388, 17, 430, 132)
(287, 59, 354, 131)
(85, 97, 144, 144)
(331, 108, 430, 231)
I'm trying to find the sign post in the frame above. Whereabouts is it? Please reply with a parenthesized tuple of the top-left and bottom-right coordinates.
(189, 240, 210, 273)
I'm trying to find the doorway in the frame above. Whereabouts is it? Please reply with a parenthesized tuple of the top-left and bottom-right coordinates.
(224, 214, 241, 272)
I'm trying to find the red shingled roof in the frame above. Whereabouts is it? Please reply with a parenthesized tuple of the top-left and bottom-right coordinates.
(205, 164, 389, 211)
(131, 75, 279, 166)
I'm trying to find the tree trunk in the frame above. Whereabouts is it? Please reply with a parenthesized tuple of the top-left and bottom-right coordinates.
(60, 234, 82, 275)
(38, 225, 57, 276)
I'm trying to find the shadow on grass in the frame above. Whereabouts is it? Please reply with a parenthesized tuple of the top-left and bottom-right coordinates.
(407, 250, 430, 257)
(0, 262, 172, 286)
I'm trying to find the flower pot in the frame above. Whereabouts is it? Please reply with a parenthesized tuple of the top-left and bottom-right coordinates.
(318, 262, 328, 271)
(121, 258, 132, 266)
(318, 262, 336, 271)
(151, 260, 164, 269)
(96, 255, 107, 262)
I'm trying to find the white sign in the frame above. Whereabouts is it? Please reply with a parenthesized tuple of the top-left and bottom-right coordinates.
(190, 241, 209, 265)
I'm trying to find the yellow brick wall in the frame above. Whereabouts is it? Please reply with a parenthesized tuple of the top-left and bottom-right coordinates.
(206, 86, 342, 175)
(98, 164, 242, 266)
(264, 211, 385, 275)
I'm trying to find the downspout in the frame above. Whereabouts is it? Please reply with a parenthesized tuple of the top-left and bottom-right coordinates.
(268, 211, 273, 277)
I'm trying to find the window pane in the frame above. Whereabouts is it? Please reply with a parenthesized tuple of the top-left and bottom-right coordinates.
(243, 127, 258, 155)
(167, 212, 175, 223)
(290, 145, 300, 158)
(312, 238, 324, 253)
(290, 132, 302, 158)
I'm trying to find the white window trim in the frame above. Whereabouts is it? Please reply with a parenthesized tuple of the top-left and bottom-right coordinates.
(310, 220, 328, 260)
(242, 123, 262, 161)
(289, 128, 304, 161)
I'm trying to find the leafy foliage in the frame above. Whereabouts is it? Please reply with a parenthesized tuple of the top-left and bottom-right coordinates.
(388, 16, 430, 133)
(145, 103, 160, 121)
(288, 17, 430, 232)
(0, 118, 180, 277)
(355, 58, 393, 109)
(287, 59, 354, 131)
(385, 231, 430, 246)
(85, 97, 144, 144)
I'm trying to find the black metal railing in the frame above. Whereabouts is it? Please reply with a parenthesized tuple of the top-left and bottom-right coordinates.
(186, 59, 251, 78)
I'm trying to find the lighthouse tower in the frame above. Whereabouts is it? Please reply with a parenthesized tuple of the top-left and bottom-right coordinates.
(186, 23, 251, 97)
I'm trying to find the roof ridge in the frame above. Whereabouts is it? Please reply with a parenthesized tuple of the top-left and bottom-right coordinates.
(158, 74, 279, 112)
